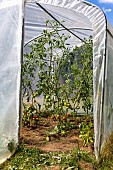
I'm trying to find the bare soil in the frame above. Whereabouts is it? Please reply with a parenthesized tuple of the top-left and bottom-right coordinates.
(20, 118, 93, 154)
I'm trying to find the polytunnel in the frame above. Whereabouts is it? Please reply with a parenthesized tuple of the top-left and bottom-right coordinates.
(0, 0, 113, 164)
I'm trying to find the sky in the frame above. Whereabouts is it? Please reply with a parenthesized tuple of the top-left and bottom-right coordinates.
(86, 0, 113, 26)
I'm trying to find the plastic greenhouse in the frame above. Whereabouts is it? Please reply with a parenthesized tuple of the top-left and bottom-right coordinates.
(0, 0, 113, 164)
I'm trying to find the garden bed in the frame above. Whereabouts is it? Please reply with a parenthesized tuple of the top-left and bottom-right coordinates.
(20, 117, 94, 154)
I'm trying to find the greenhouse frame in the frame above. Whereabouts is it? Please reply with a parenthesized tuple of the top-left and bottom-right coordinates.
(0, 0, 113, 163)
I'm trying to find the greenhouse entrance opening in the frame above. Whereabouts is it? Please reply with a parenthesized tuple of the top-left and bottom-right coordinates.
(22, 16, 94, 157)
(23, 0, 94, 158)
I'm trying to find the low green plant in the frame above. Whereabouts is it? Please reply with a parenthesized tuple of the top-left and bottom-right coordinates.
(79, 117, 94, 146)
(7, 139, 15, 153)
(46, 113, 77, 138)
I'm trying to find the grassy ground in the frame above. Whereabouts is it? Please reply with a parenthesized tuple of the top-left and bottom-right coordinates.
(0, 145, 113, 170)
(0, 146, 95, 170)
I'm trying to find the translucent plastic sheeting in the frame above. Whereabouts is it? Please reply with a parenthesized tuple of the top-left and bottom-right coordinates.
(24, 0, 113, 158)
(24, 2, 92, 46)
(102, 22, 113, 147)
(0, 0, 23, 164)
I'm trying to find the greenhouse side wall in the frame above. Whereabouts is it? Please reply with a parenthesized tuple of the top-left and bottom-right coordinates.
(0, 0, 23, 164)
(102, 21, 113, 147)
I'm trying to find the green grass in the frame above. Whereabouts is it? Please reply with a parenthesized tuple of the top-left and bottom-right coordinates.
(95, 160, 113, 170)
(0, 145, 113, 170)
(0, 146, 95, 170)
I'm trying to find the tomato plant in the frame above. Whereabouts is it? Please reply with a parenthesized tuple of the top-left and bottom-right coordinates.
(22, 20, 93, 115)
(22, 103, 39, 126)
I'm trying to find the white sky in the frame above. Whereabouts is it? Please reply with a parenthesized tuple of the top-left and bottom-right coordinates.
(99, 0, 113, 3)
